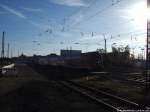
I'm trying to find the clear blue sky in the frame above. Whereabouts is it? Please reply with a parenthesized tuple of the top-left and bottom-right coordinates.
(0, 0, 147, 56)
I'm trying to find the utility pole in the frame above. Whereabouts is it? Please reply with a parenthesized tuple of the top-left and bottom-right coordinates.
(11, 48, 13, 58)
(104, 38, 107, 53)
(141, 48, 144, 61)
(102, 34, 107, 67)
(18, 49, 20, 57)
(7, 43, 10, 58)
(146, 0, 150, 107)
(103, 34, 107, 53)
(1, 31, 5, 58)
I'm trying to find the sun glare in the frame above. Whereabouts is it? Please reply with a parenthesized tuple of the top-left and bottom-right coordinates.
(147, 8, 150, 20)
(128, 2, 147, 27)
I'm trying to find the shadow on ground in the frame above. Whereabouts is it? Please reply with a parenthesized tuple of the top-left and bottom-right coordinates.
(28, 64, 93, 80)
(0, 81, 84, 112)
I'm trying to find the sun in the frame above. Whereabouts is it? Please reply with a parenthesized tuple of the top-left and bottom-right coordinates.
(127, 1, 147, 27)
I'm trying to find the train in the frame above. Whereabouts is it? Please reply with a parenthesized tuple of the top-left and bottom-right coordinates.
(25, 51, 103, 70)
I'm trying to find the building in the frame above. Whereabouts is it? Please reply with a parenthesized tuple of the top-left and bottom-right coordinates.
(60, 50, 82, 57)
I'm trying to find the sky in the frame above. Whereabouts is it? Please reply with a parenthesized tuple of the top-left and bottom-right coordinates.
(0, 0, 147, 57)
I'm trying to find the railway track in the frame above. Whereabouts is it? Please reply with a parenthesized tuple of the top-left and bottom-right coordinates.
(90, 72, 146, 86)
(60, 80, 149, 112)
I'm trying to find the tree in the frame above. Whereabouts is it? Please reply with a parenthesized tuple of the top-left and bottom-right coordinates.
(111, 45, 131, 66)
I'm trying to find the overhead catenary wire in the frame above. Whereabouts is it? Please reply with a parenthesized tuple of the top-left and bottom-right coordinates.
(36, 0, 127, 41)
(62, 0, 135, 39)
(67, 0, 98, 19)
(69, 0, 124, 29)
(71, 29, 146, 46)
(18, 0, 146, 55)
(61, 0, 98, 32)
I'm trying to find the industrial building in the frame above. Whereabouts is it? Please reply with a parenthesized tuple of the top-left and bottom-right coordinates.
(60, 50, 82, 57)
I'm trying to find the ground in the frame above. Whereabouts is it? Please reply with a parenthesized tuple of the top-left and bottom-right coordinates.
(73, 72, 145, 104)
(0, 64, 108, 112)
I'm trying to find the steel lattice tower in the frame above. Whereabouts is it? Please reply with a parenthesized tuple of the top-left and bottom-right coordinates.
(146, 0, 150, 107)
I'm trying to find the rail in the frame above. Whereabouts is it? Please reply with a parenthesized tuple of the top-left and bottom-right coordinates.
(60, 80, 148, 112)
